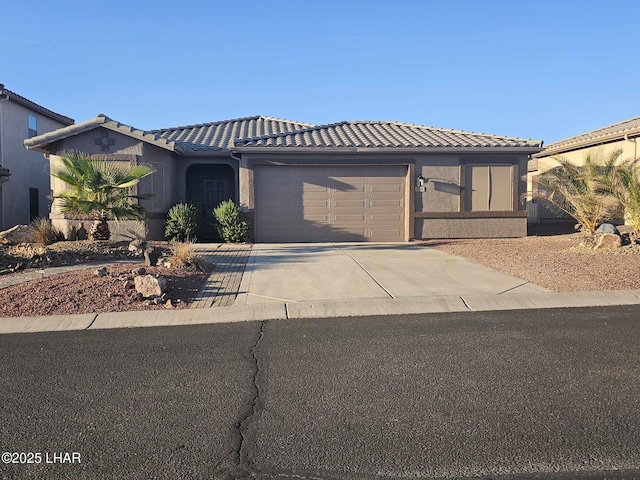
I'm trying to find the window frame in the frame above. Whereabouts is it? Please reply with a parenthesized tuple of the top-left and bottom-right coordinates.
(27, 115, 37, 138)
(460, 159, 519, 213)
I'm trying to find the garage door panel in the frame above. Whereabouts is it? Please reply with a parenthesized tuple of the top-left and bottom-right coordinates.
(255, 166, 406, 242)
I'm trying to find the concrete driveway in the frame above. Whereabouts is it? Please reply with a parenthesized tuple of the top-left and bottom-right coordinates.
(236, 243, 550, 306)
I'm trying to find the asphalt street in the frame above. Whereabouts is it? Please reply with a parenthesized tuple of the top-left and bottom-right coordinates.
(1, 306, 639, 479)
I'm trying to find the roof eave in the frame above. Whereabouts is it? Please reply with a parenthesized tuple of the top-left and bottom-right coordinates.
(232, 146, 543, 155)
(24, 115, 177, 154)
(534, 128, 640, 158)
(0, 88, 74, 125)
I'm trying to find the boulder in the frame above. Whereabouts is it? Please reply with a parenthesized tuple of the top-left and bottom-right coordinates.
(144, 246, 161, 267)
(134, 274, 166, 298)
(0, 225, 36, 244)
(595, 233, 621, 249)
(595, 223, 620, 235)
(616, 224, 634, 235)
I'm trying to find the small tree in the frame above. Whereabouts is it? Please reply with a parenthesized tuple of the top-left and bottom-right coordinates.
(526, 151, 621, 237)
(213, 200, 248, 243)
(52, 151, 155, 240)
(165, 203, 199, 242)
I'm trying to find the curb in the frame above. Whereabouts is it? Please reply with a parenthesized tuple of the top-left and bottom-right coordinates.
(1, 290, 639, 335)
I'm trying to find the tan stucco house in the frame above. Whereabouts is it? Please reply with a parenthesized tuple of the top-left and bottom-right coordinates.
(25, 114, 542, 242)
(528, 116, 640, 223)
(0, 85, 74, 229)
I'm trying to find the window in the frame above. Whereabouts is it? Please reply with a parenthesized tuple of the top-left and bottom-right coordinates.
(466, 165, 513, 211)
(29, 188, 39, 220)
(28, 115, 37, 138)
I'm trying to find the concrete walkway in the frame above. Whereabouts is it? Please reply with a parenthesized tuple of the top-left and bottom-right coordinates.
(235, 243, 549, 306)
(1, 242, 639, 334)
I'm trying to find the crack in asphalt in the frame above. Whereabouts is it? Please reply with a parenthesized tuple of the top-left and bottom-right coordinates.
(228, 320, 266, 479)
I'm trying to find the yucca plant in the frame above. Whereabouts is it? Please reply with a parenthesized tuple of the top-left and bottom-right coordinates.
(526, 151, 622, 237)
(165, 203, 198, 242)
(52, 151, 155, 241)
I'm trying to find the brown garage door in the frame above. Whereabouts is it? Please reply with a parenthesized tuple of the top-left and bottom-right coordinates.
(255, 166, 406, 242)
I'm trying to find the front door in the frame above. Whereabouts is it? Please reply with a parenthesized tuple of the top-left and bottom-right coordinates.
(202, 179, 229, 238)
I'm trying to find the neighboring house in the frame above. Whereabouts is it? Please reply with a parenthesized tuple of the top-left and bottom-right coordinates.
(528, 116, 640, 223)
(25, 114, 542, 242)
(0, 84, 74, 230)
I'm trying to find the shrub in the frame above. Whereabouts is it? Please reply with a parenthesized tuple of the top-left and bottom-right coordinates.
(213, 200, 248, 243)
(165, 203, 199, 242)
(31, 217, 65, 245)
(526, 151, 622, 236)
(169, 240, 211, 272)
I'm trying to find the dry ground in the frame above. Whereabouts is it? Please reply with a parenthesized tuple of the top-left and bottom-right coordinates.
(1, 230, 639, 318)
(426, 232, 640, 292)
(0, 241, 208, 318)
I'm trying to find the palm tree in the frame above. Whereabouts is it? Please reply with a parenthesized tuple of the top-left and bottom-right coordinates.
(604, 158, 640, 241)
(52, 151, 155, 240)
(526, 150, 622, 237)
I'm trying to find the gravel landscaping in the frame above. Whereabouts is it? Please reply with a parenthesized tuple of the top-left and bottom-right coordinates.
(1, 228, 640, 318)
(426, 232, 640, 292)
(0, 241, 208, 318)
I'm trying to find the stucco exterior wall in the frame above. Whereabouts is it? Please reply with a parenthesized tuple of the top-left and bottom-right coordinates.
(50, 129, 143, 156)
(529, 139, 639, 223)
(0, 99, 70, 229)
(239, 151, 529, 240)
(415, 156, 461, 213)
(417, 217, 526, 238)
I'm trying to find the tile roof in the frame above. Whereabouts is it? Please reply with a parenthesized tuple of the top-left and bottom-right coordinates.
(152, 115, 314, 152)
(0, 84, 74, 125)
(233, 120, 543, 150)
(24, 114, 177, 152)
(536, 116, 640, 157)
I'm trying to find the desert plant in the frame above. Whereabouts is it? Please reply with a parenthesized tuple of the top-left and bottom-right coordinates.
(525, 151, 622, 237)
(169, 240, 211, 272)
(604, 158, 640, 240)
(51, 151, 155, 241)
(213, 200, 248, 243)
(165, 203, 199, 242)
(30, 217, 65, 245)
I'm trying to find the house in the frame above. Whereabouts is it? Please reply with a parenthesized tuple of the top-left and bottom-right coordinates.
(25, 114, 542, 242)
(0, 84, 74, 229)
(528, 116, 640, 223)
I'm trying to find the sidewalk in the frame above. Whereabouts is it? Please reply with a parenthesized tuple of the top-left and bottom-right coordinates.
(1, 242, 639, 335)
(1, 289, 639, 334)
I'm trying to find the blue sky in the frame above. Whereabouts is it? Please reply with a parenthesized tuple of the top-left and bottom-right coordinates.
(3, 0, 639, 144)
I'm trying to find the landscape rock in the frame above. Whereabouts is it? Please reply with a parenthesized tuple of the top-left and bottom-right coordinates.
(614, 224, 633, 235)
(595, 233, 622, 249)
(128, 239, 147, 256)
(76, 223, 88, 241)
(123, 280, 135, 290)
(131, 267, 146, 276)
(165, 299, 174, 309)
(0, 225, 36, 245)
(596, 223, 620, 235)
(134, 274, 166, 298)
(95, 267, 108, 276)
(144, 246, 161, 267)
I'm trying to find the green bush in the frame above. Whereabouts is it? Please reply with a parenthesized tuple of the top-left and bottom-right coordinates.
(165, 203, 199, 242)
(31, 217, 65, 245)
(213, 200, 248, 243)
